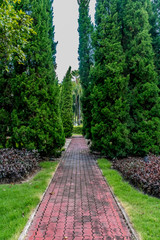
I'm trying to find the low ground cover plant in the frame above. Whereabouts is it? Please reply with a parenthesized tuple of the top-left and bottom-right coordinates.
(0, 148, 39, 183)
(112, 155, 160, 198)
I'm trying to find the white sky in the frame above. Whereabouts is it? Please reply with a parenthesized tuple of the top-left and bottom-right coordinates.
(53, 0, 96, 82)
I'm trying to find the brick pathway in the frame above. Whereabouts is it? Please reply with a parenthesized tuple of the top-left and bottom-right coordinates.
(25, 137, 134, 240)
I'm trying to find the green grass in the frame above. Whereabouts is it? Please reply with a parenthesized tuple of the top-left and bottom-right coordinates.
(0, 161, 58, 240)
(98, 159, 160, 240)
(73, 125, 83, 135)
(72, 133, 83, 136)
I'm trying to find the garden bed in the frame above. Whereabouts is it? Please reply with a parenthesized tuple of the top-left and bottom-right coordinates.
(112, 155, 160, 198)
(0, 148, 40, 183)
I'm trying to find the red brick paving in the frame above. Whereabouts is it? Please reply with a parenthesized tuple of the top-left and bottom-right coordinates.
(25, 137, 134, 240)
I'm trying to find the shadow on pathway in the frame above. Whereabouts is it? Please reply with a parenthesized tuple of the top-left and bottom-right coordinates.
(24, 137, 135, 240)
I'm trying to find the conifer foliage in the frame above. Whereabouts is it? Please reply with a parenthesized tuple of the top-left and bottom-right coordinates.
(150, 0, 160, 83)
(90, 0, 131, 158)
(61, 67, 73, 138)
(72, 70, 82, 125)
(0, 0, 65, 155)
(78, 0, 93, 138)
(122, 0, 160, 155)
(0, 0, 34, 147)
(78, 0, 160, 157)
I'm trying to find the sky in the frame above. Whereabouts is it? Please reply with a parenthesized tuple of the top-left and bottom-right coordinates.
(53, 0, 96, 82)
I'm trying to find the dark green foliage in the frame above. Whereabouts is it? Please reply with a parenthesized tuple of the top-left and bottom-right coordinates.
(81, 86, 92, 138)
(150, 0, 160, 83)
(73, 126, 82, 134)
(0, 0, 65, 155)
(10, 76, 64, 155)
(61, 67, 73, 138)
(86, 0, 160, 157)
(90, 0, 131, 158)
(78, 0, 93, 138)
(122, 0, 160, 155)
(0, 72, 13, 148)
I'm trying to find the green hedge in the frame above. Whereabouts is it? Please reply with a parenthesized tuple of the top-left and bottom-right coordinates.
(73, 126, 82, 134)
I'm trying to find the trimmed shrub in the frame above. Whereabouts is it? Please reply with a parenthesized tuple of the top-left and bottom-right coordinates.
(73, 126, 82, 135)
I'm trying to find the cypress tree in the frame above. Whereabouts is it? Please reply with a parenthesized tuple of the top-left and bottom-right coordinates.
(150, 0, 160, 83)
(78, 0, 93, 138)
(0, 0, 34, 147)
(0, 71, 12, 147)
(90, 0, 131, 158)
(122, 0, 160, 155)
(61, 67, 73, 138)
(1, 0, 65, 155)
(72, 70, 82, 125)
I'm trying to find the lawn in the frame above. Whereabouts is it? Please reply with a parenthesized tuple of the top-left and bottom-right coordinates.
(98, 159, 160, 240)
(0, 161, 58, 240)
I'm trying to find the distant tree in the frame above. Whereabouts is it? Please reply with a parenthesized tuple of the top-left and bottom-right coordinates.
(72, 70, 82, 125)
(61, 67, 73, 137)
(0, 0, 34, 147)
(78, 0, 93, 138)
(122, 0, 160, 155)
(90, 0, 131, 158)
(150, 0, 160, 83)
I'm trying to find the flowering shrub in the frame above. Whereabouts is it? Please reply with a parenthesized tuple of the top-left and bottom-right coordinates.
(0, 149, 39, 183)
(113, 155, 160, 198)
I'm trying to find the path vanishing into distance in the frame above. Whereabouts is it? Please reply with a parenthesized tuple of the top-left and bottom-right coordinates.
(24, 137, 135, 240)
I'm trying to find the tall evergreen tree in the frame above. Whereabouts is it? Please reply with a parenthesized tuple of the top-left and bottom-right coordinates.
(122, 0, 160, 155)
(78, 0, 93, 138)
(0, 0, 34, 71)
(0, 0, 34, 147)
(72, 70, 82, 125)
(61, 67, 73, 138)
(150, 0, 160, 83)
(90, 0, 131, 158)
(0, 0, 65, 155)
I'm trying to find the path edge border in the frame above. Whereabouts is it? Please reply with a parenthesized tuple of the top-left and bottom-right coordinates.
(98, 165, 140, 240)
(18, 138, 72, 240)
(18, 162, 60, 240)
